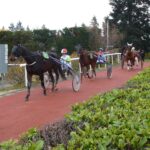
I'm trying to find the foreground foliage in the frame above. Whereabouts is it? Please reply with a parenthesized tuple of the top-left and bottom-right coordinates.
(0, 128, 44, 150)
(57, 68, 150, 149)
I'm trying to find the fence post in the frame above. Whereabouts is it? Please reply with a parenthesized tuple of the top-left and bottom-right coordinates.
(111, 55, 113, 65)
(117, 53, 120, 63)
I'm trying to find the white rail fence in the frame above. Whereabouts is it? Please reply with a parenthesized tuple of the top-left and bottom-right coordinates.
(8, 53, 121, 87)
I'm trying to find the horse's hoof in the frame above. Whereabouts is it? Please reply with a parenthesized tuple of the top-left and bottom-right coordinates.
(44, 91, 47, 95)
(25, 97, 29, 102)
(51, 88, 54, 92)
(54, 88, 58, 91)
(62, 76, 67, 80)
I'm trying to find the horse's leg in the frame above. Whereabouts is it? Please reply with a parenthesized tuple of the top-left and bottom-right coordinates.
(86, 65, 90, 77)
(48, 70, 55, 91)
(135, 57, 139, 66)
(25, 73, 32, 101)
(91, 64, 96, 77)
(127, 60, 131, 70)
(80, 66, 84, 83)
(39, 74, 46, 96)
(79, 63, 83, 83)
(86, 65, 93, 78)
(130, 58, 135, 69)
(53, 68, 59, 90)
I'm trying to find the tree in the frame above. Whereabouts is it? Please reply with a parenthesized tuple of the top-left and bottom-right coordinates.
(89, 16, 101, 50)
(16, 21, 24, 31)
(110, 0, 150, 51)
(33, 29, 57, 50)
(9, 23, 15, 32)
(26, 26, 30, 31)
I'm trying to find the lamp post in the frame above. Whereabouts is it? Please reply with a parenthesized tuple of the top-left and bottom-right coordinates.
(106, 18, 109, 50)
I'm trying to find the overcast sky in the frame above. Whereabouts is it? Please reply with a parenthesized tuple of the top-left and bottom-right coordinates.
(0, 0, 112, 30)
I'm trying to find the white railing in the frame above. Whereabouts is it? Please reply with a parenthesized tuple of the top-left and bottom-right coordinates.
(8, 53, 121, 87)
(105, 52, 121, 64)
(71, 52, 121, 64)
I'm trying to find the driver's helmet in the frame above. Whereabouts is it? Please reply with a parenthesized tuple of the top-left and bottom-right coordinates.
(61, 48, 67, 54)
(51, 47, 56, 52)
(99, 48, 103, 51)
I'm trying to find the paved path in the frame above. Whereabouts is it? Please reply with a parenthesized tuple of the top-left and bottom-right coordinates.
(0, 63, 150, 142)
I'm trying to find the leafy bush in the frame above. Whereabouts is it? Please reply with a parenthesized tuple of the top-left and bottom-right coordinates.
(55, 67, 150, 149)
(0, 128, 44, 150)
(6, 66, 25, 87)
(145, 52, 150, 59)
(40, 119, 77, 149)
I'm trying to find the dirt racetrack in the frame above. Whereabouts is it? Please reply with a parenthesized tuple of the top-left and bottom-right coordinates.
(0, 62, 150, 142)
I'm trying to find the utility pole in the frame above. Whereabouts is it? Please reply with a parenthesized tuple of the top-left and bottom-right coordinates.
(106, 18, 109, 50)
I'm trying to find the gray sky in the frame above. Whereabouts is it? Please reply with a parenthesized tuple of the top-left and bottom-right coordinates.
(0, 0, 112, 30)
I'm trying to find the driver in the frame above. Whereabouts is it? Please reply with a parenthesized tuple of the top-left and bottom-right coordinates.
(96, 48, 106, 64)
(60, 48, 72, 75)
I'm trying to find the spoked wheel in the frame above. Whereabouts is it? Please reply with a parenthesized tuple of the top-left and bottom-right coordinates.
(107, 64, 112, 78)
(72, 74, 81, 92)
(69, 69, 81, 92)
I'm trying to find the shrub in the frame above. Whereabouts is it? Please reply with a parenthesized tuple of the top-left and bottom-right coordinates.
(57, 67, 150, 149)
(6, 65, 25, 87)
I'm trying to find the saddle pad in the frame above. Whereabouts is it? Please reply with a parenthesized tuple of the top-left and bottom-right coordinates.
(42, 52, 49, 59)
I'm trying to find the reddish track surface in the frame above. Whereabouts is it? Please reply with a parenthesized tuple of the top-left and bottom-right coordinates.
(0, 63, 150, 142)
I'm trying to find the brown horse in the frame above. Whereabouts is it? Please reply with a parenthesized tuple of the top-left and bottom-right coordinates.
(78, 49, 97, 81)
(121, 45, 143, 70)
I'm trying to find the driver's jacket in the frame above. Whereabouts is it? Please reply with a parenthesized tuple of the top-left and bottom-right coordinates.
(60, 54, 72, 70)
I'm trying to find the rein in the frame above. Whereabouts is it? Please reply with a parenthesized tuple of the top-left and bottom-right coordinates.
(26, 61, 36, 66)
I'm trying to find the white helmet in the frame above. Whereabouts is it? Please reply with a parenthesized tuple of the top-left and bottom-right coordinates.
(61, 48, 67, 54)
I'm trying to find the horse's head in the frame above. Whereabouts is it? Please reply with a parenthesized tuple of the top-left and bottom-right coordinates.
(127, 42, 133, 52)
(9, 45, 23, 61)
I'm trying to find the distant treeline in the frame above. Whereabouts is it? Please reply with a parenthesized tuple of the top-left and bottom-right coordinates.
(0, 22, 106, 55)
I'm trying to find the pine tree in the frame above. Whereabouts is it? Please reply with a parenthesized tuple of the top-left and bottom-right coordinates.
(89, 16, 101, 50)
(110, 0, 150, 50)
(16, 21, 24, 31)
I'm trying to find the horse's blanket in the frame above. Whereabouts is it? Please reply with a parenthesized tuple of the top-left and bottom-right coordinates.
(42, 52, 49, 59)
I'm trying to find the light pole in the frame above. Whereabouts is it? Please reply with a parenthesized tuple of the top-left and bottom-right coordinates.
(106, 18, 109, 50)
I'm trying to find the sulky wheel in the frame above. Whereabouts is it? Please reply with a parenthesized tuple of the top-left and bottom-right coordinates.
(72, 74, 81, 92)
(69, 69, 81, 92)
(107, 64, 112, 79)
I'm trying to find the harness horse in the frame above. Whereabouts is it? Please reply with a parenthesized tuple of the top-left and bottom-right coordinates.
(79, 49, 97, 81)
(10, 45, 66, 101)
(78, 49, 112, 82)
(121, 44, 143, 70)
